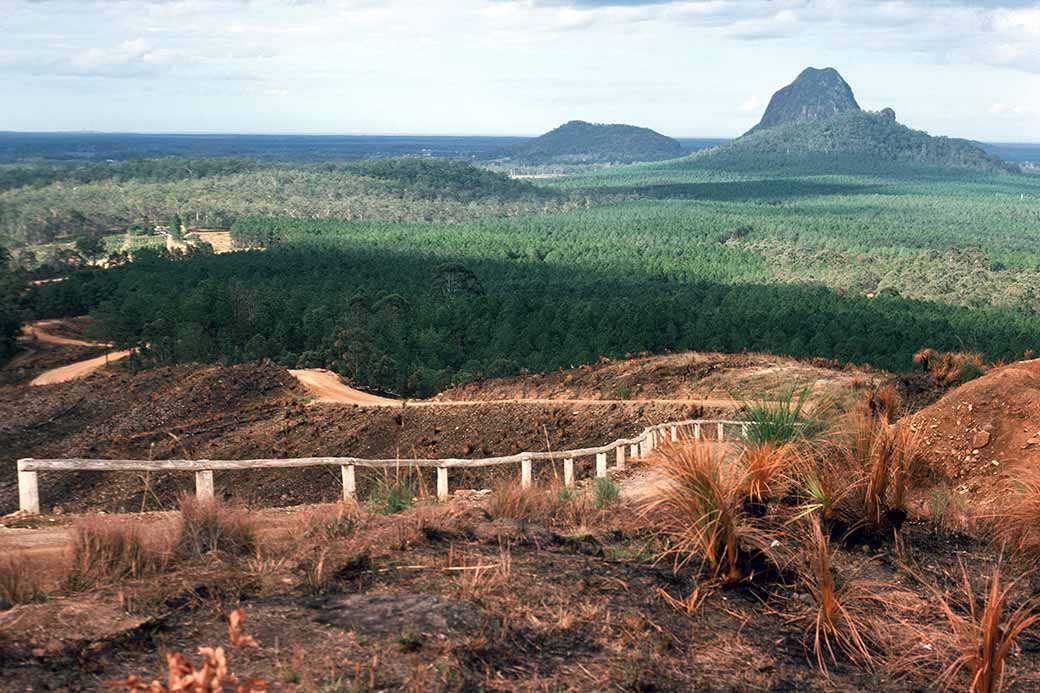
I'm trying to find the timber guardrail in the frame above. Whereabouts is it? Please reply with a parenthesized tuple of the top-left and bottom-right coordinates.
(15, 418, 751, 515)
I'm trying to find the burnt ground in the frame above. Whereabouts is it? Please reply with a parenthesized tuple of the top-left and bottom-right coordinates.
(2, 498, 1039, 692)
(0, 360, 713, 515)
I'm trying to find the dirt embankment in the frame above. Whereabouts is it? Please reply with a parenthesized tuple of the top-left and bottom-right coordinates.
(436, 352, 877, 405)
(908, 359, 1040, 504)
(0, 360, 715, 514)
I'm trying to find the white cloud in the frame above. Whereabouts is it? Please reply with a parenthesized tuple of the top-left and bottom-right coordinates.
(738, 94, 762, 112)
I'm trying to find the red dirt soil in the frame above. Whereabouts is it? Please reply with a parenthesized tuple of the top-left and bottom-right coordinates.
(908, 358, 1040, 504)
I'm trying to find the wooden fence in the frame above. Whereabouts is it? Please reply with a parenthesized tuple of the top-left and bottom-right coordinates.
(15, 418, 750, 515)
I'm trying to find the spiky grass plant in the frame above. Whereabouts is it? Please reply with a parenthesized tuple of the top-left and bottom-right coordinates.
(794, 519, 902, 673)
(487, 481, 557, 522)
(911, 562, 1040, 693)
(641, 442, 771, 583)
(793, 413, 919, 537)
(177, 494, 257, 557)
(593, 477, 620, 509)
(741, 388, 815, 448)
(741, 441, 793, 504)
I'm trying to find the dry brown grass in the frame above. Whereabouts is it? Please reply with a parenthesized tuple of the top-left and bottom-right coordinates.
(486, 481, 561, 523)
(914, 349, 988, 385)
(901, 562, 1040, 692)
(862, 383, 903, 423)
(793, 520, 908, 674)
(641, 442, 772, 583)
(178, 494, 257, 558)
(741, 441, 793, 503)
(795, 412, 920, 538)
(989, 467, 1040, 560)
(0, 556, 46, 605)
(66, 515, 174, 589)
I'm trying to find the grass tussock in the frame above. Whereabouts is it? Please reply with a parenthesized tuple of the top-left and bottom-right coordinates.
(66, 515, 173, 589)
(914, 349, 989, 386)
(486, 482, 561, 522)
(368, 467, 422, 515)
(641, 442, 772, 583)
(0, 556, 47, 606)
(989, 467, 1040, 560)
(793, 520, 900, 673)
(741, 440, 793, 503)
(593, 477, 620, 509)
(794, 412, 920, 540)
(901, 562, 1040, 693)
(740, 388, 816, 448)
(178, 494, 257, 558)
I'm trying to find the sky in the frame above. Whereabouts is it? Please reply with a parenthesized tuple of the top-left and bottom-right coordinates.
(1, 0, 1039, 141)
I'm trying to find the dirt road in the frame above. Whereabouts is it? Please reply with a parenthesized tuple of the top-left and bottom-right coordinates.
(288, 369, 401, 405)
(30, 350, 133, 386)
(288, 368, 746, 409)
(25, 321, 129, 386)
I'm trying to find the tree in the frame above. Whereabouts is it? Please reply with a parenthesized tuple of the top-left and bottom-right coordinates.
(0, 245, 25, 363)
(169, 214, 183, 240)
(74, 234, 107, 262)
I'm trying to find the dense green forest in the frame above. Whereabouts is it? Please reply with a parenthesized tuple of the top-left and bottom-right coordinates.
(10, 149, 1040, 390)
(0, 246, 25, 361)
(28, 206, 1040, 396)
(510, 120, 684, 164)
(0, 159, 570, 248)
(698, 110, 1012, 174)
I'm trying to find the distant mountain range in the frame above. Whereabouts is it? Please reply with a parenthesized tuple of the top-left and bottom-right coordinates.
(509, 120, 683, 164)
(706, 67, 1015, 173)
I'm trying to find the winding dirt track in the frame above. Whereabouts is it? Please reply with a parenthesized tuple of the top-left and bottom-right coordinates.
(287, 368, 744, 409)
(25, 322, 131, 386)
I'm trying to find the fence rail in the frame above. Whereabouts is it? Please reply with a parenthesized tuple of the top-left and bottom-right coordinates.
(15, 418, 750, 515)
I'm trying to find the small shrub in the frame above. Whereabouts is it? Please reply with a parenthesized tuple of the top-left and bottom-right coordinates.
(177, 494, 257, 558)
(593, 477, 620, 509)
(615, 383, 631, 400)
(66, 515, 173, 589)
(957, 361, 987, 384)
(0, 556, 47, 606)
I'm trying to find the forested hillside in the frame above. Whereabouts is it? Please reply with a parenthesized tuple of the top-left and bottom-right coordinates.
(0, 159, 569, 248)
(29, 204, 1040, 396)
(701, 110, 1010, 174)
(511, 120, 684, 164)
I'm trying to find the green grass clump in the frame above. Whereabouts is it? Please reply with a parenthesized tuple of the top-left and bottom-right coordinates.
(369, 477, 416, 515)
(594, 477, 620, 509)
(741, 388, 816, 447)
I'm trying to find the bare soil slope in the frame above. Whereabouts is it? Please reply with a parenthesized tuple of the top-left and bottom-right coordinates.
(908, 359, 1040, 502)
(436, 351, 875, 404)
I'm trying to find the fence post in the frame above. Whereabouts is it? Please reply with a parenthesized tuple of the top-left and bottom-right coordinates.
(17, 466, 40, 515)
(629, 443, 638, 459)
(341, 464, 356, 501)
(521, 455, 532, 489)
(717, 422, 725, 441)
(694, 423, 702, 441)
(596, 452, 607, 478)
(615, 445, 626, 471)
(195, 470, 214, 501)
(437, 466, 449, 501)
(564, 458, 575, 487)
(741, 423, 750, 439)
(671, 425, 678, 442)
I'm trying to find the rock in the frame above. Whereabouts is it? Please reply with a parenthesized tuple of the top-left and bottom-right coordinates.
(972, 430, 991, 449)
(747, 67, 860, 134)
